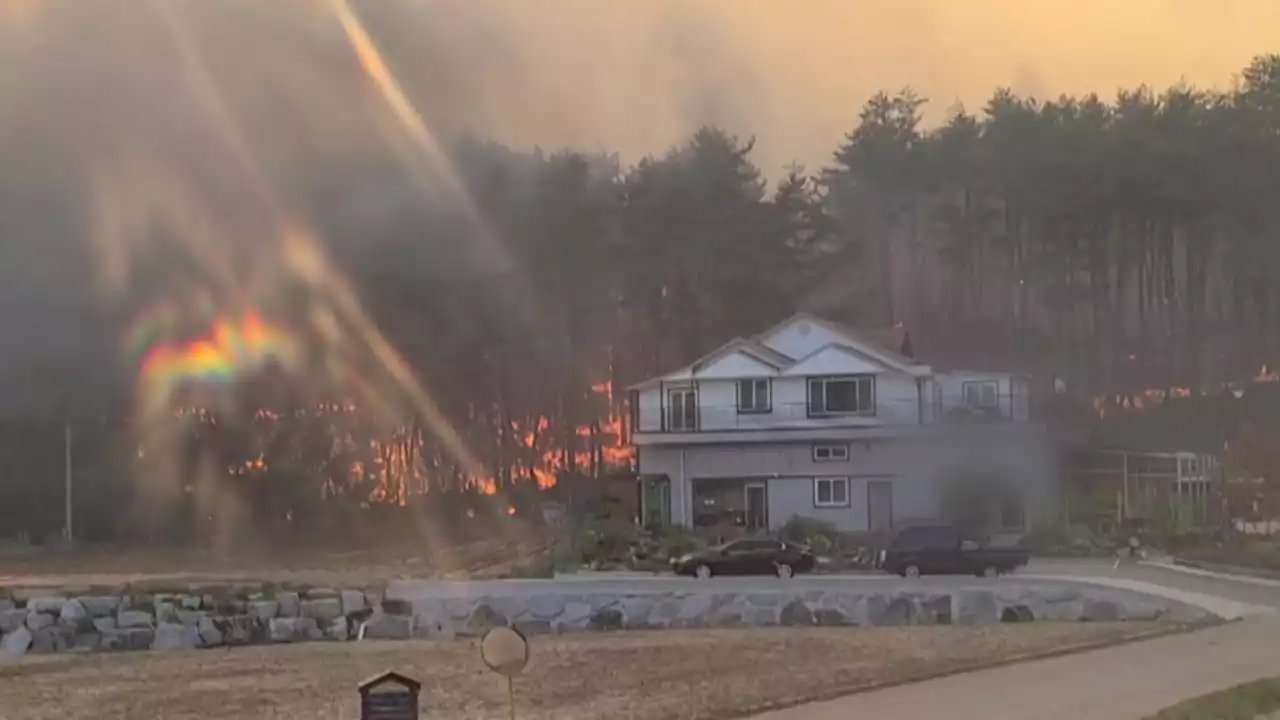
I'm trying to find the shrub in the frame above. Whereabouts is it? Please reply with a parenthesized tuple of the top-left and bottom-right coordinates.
(780, 515, 838, 545)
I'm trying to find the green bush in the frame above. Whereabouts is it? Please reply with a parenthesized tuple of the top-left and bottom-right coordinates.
(780, 515, 837, 544)
(656, 525, 702, 558)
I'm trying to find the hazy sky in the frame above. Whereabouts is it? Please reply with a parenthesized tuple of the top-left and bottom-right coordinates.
(359, 0, 1280, 174)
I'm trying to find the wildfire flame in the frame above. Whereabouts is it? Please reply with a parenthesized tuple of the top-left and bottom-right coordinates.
(1092, 365, 1277, 417)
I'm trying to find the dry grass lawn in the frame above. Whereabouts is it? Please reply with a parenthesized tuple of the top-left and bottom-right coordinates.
(0, 535, 552, 591)
(0, 623, 1184, 720)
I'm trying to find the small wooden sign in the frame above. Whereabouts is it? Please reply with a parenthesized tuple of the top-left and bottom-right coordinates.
(359, 671, 421, 720)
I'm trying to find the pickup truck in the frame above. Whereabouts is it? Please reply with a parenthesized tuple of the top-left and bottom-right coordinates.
(875, 524, 1030, 578)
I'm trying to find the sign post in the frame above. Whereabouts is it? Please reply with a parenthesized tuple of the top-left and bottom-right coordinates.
(480, 627, 529, 720)
(359, 671, 421, 720)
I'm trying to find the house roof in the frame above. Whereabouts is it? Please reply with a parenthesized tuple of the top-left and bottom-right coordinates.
(689, 336, 792, 373)
(627, 312, 931, 389)
(763, 312, 923, 371)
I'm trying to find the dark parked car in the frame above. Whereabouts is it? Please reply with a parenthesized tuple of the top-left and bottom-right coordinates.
(875, 524, 1029, 578)
(672, 538, 815, 579)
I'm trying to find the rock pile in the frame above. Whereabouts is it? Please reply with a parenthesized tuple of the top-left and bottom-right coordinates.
(0, 581, 1206, 657)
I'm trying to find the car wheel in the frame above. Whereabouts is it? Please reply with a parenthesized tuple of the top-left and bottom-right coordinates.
(695, 564, 713, 579)
(982, 565, 999, 578)
(775, 563, 794, 579)
(902, 564, 921, 578)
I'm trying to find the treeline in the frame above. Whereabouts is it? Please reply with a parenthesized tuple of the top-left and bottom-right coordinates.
(2, 46, 1280, 543)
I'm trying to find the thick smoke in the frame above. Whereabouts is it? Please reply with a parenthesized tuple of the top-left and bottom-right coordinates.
(0, 0, 1278, 404)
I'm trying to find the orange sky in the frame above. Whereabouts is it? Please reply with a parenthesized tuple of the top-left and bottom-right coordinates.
(373, 0, 1280, 174)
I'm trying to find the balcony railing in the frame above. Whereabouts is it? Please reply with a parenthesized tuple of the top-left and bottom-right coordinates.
(641, 395, 1028, 433)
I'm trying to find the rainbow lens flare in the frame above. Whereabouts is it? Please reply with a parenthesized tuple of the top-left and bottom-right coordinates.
(135, 310, 300, 396)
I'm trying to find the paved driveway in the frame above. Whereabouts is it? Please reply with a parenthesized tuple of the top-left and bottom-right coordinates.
(752, 560, 1280, 720)
(753, 616, 1280, 720)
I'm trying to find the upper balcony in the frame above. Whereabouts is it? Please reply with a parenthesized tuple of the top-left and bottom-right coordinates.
(631, 385, 1032, 446)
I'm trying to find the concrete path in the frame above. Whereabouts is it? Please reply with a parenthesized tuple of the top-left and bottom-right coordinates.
(752, 561, 1280, 720)
(753, 618, 1280, 720)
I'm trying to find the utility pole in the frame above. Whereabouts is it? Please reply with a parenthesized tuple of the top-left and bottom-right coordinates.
(64, 422, 73, 542)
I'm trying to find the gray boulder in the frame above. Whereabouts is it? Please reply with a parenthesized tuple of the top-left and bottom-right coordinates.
(247, 600, 279, 621)
(153, 601, 178, 624)
(100, 628, 154, 651)
(300, 598, 343, 622)
(525, 594, 567, 620)
(72, 632, 100, 651)
(1081, 599, 1120, 622)
(176, 610, 204, 627)
(60, 600, 89, 627)
(197, 616, 223, 647)
(212, 615, 258, 645)
(28, 597, 67, 614)
(180, 595, 203, 611)
(322, 617, 348, 641)
(813, 608, 849, 626)
(32, 626, 74, 653)
(0, 609, 25, 633)
(361, 612, 414, 640)
(465, 603, 508, 635)
(79, 596, 122, 617)
(589, 608, 624, 631)
(277, 592, 301, 618)
(0, 598, 13, 613)
(954, 591, 999, 625)
(26, 612, 55, 631)
(556, 602, 593, 631)
(779, 599, 814, 626)
(340, 590, 366, 616)
(92, 617, 117, 633)
(153, 623, 201, 651)
(117, 610, 154, 629)
(1, 627, 33, 655)
(269, 617, 321, 643)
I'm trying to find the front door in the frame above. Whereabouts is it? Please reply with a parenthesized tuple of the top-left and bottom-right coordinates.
(641, 476, 670, 528)
(867, 480, 894, 533)
(745, 483, 768, 530)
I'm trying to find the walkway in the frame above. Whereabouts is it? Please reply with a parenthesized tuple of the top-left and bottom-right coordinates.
(754, 560, 1280, 720)
(753, 617, 1280, 720)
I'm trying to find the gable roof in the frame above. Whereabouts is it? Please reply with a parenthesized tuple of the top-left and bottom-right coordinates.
(780, 342, 889, 376)
(627, 312, 931, 389)
(754, 312, 925, 374)
(690, 336, 792, 373)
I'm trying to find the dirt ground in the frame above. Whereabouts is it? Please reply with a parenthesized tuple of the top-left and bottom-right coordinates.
(0, 623, 1183, 720)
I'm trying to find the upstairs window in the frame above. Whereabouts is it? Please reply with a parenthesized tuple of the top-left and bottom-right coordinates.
(736, 378, 771, 414)
(808, 376, 874, 416)
(667, 388, 697, 431)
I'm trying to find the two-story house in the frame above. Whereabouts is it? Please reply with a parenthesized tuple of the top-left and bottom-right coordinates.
(629, 313, 1057, 533)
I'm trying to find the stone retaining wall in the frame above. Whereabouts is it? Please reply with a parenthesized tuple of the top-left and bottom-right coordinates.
(0, 581, 1210, 656)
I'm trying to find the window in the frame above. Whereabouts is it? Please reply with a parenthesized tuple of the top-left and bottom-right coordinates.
(667, 388, 697, 431)
(963, 380, 999, 408)
(814, 477, 850, 507)
(813, 443, 850, 462)
(736, 378, 771, 413)
(807, 376, 874, 416)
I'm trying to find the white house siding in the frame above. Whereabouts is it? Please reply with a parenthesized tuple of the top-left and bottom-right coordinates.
(937, 373, 1031, 421)
(636, 385, 664, 432)
(634, 372, 926, 433)
(637, 432, 1059, 531)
